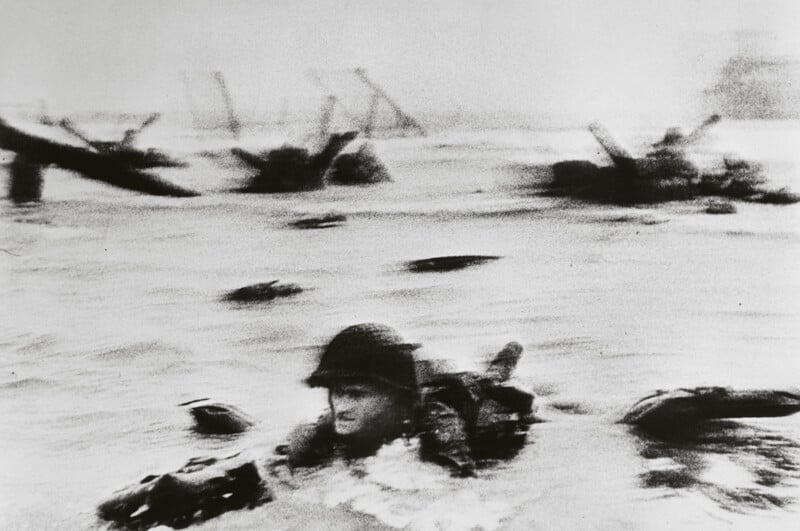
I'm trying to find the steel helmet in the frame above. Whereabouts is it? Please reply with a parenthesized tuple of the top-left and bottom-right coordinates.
(306, 323, 420, 392)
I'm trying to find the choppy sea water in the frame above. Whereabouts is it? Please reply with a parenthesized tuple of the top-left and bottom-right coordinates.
(1, 121, 800, 530)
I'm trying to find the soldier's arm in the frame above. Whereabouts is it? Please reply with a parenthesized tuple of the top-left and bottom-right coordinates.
(273, 412, 336, 468)
(417, 400, 475, 477)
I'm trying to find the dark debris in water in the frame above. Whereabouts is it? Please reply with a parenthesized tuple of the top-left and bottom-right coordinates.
(406, 255, 501, 273)
(641, 468, 696, 489)
(289, 213, 346, 229)
(603, 214, 667, 225)
(184, 400, 255, 435)
(97, 453, 272, 529)
(549, 401, 591, 415)
(705, 200, 737, 215)
(223, 281, 303, 303)
(754, 188, 800, 205)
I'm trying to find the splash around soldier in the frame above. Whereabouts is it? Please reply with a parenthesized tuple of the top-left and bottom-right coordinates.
(276, 323, 537, 477)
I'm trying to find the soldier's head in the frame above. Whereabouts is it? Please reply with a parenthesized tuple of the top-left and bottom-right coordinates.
(306, 323, 420, 441)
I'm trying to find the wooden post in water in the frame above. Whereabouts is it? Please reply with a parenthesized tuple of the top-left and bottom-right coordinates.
(9, 154, 43, 203)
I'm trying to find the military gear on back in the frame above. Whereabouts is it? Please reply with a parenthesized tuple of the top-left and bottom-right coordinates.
(419, 342, 536, 476)
(306, 323, 420, 392)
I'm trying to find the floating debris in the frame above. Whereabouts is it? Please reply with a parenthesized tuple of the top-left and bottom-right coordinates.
(97, 453, 272, 529)
(181, 399, 255, 435)
(705, 200, 737, 215)
(621, 387, 800, 433)
(754, 187, 800, 205)
(406, 255, 501, 273)
(549, 401, 592, 415)
(289, 213, 347, 229)
(223, 281, 303, 303)
(603, 214, 668, 225)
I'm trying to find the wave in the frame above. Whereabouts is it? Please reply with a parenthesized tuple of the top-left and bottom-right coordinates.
(0, 377, 56, 391)
(88, 340, 193, 364)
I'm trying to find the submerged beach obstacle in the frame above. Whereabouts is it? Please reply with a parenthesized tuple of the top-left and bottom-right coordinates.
(546, 117, 799, 207)
(0, 118, 198, 199)
(223, 280, 303, 303)
(180, 399, 255, 435)
(56, 115, 187, 170)
(233, 131, 358, 193)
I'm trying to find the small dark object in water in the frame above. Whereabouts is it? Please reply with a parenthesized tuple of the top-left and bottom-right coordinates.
(621, 387, 800, 433)
(97, 453, 272, 529)
(406, 255, 501, 273)
(290, 213, 346, 229)
(184, 400, 255, 434)
(753, 188, 800, 205)
(549, 401, 592, 415)
(705, 201, 736, 214)
(224, 281, 303, 303)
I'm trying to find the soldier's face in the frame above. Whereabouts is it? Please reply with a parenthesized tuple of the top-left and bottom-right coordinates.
(329, 381, 402, 437)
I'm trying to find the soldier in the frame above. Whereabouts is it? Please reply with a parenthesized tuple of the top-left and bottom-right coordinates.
(276, 323, 536, 477)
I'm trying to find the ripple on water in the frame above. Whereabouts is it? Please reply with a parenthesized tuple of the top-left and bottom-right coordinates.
(0, 377, 56, 392)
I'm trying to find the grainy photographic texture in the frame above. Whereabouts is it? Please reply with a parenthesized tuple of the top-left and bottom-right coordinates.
(2, 1, 799, 529)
